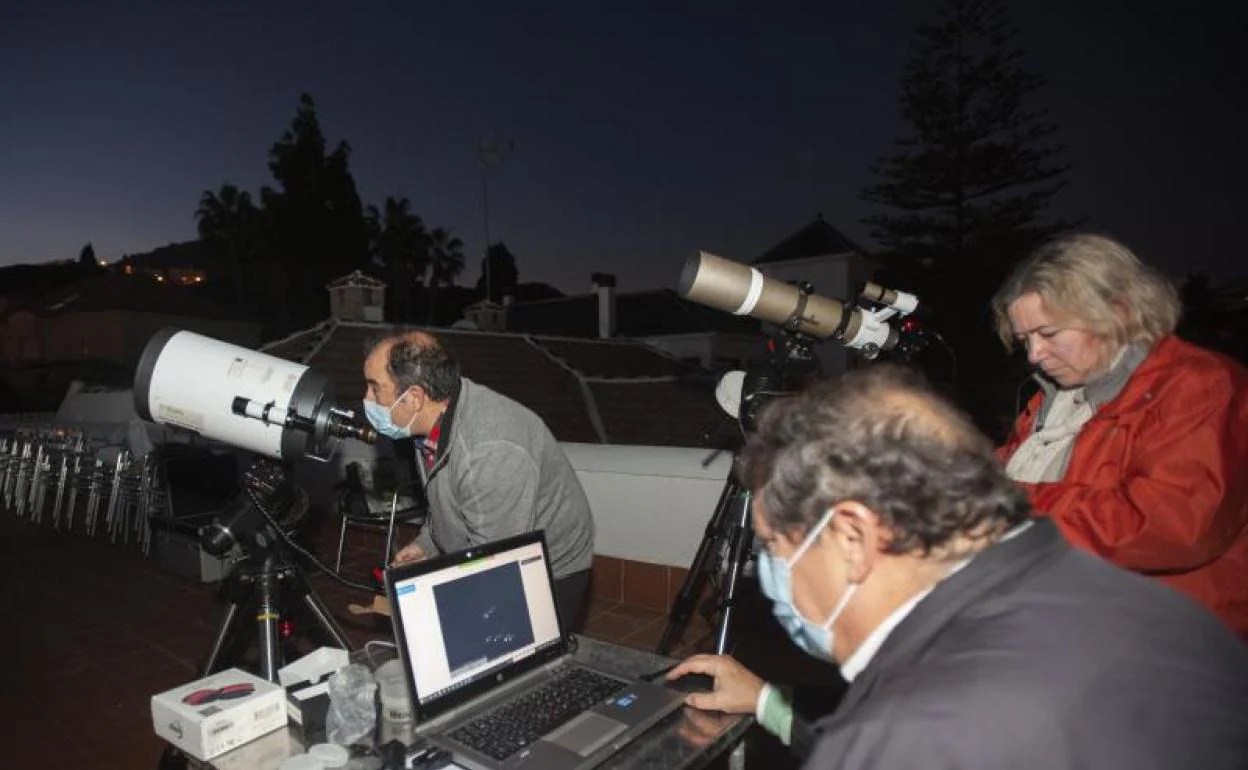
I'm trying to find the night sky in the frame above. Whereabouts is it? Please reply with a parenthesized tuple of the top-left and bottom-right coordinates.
(2, 1, 1244, 295)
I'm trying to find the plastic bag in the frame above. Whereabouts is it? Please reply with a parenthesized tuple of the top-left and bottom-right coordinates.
(325, 663, 377, 747)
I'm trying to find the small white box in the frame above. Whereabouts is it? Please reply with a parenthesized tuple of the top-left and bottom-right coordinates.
(278, 647, 350, 737)
(151, 668, 288, 761)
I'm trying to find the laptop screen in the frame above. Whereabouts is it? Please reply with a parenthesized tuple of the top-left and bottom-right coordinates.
(390, 535, 564, 707)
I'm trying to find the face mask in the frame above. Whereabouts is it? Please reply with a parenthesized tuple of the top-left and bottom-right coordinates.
(756, 509, 860, 663)
(363, 388, 417, 440)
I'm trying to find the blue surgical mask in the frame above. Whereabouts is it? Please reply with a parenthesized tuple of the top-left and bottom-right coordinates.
(363, 389, 416, 440)
(756, 509, 859, 663)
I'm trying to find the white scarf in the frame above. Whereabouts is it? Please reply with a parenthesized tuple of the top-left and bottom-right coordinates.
(1005, 345, 1135, 484)
(1005, 387, 1094, 483)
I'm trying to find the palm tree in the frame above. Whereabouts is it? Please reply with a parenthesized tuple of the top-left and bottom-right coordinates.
(426, 227, 465, 324)
(195, 183, 256, 309)
(365, 196, 429, 322)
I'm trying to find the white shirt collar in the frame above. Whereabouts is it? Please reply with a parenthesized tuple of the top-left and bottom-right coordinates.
(839, 520, 1034, 681)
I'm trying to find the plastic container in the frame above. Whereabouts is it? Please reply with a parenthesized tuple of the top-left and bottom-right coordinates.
(309, 743, 350, 768)
(375, 659, 413, 724)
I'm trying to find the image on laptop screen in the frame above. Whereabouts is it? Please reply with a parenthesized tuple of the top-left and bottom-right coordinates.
(392, 538, 563, 705)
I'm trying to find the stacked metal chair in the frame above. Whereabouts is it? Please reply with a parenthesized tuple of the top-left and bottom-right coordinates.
(3, 431, 38, 519)
(0, 433, 24, 511)
(1, 424, 172, 558)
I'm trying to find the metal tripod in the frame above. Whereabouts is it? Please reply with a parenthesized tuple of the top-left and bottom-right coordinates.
(200, 544, 352, 682)
(655, 475, 754, 656)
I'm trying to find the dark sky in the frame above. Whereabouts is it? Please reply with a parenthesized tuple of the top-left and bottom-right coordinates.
(2, 1, 1244, 295)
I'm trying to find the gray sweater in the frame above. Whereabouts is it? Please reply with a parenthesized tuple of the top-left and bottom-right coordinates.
(412, 378, 595, 579)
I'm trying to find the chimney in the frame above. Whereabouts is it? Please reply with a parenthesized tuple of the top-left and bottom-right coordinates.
(463, 299, 507, 332)
(327, 270, 387, 322)
(590, 273, 617, 338)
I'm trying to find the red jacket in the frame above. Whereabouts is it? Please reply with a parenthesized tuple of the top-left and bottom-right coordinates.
(999, 335, 1248, 640)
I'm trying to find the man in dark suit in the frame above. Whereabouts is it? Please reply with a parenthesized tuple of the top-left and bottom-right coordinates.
(668, 365, 1247, 769)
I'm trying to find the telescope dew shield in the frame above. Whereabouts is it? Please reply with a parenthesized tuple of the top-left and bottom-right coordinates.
(678, 251, 862, 341)
(134, 328, 331, 461)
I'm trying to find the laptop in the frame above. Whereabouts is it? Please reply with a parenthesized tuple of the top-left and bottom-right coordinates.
(386, 531, 686, 770)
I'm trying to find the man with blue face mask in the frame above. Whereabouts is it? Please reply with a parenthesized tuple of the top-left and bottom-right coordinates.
(667, 365, 1247, 769)
(362, 330, 596, 627)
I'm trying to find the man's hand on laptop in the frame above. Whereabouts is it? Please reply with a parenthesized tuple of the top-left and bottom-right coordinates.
(392, 542, 427, 566)
(666, 654, 763, 713)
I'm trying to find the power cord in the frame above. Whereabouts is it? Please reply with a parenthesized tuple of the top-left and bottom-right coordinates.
(244, 482, 381, 595)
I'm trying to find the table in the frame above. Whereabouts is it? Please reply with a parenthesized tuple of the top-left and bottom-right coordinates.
(203, 636, 752, 770)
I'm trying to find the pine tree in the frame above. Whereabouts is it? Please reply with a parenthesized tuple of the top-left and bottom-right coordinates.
(859, 0, 1079, 439)
(261, 93, 369, 330)
(861, 0, 1074, 278)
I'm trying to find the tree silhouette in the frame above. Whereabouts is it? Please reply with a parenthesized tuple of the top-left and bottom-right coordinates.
(1175, 271, 1241, 359)
(187, 92, 472, 335)
(428, 228, 466, 323)
(859, 0, 1079, 438)
(262, 93, 369, 330)
(196, 183, 257, 308)
(861, 0, 1075, 276)
(78, 243, 97, 267)
(365, 196, 428, 322)
(476, 242, 518, 303)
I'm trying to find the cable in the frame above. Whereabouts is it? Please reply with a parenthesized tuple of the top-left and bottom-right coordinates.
(927, 330, 959, 389)
(243, 482, 381, 595)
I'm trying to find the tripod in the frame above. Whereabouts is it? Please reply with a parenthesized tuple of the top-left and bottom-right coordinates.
(197, 460, 353, 682)
(159, 463, 360, 770)
(656, 475, 754, 656)
(656, 329, 820, 657)
(200, 541, 353, 682)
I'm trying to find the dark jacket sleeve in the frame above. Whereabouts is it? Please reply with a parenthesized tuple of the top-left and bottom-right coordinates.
(804, 717, 995, 770)
(790, 716, 816, 762)
(790, 683, 847, 761)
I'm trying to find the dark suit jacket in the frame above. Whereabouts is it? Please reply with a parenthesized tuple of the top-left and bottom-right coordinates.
(805, 520, 1248, 769)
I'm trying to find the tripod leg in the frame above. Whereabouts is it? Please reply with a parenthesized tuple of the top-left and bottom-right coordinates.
(282, 558, 354, 651)
(714, 491, 754, 654)
(256, 555, 282, 682)
(201, 597, 248, 678)
(301, 591, 354, 650)
(656, 479, 742, 656)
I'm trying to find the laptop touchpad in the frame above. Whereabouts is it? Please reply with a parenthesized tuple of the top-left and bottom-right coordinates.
(545, 713, 628, 756)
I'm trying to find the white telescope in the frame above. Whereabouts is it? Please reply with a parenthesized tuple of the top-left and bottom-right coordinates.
(133, 328, 375, 462)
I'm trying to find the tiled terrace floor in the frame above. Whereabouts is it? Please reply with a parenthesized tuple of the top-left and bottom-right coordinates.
(0, 508, 842, 769)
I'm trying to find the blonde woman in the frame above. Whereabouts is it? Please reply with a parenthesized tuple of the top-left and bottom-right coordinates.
(993, 233, 1248, 639)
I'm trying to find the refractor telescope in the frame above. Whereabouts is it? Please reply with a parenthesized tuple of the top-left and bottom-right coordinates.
(678, 250, 920, 359)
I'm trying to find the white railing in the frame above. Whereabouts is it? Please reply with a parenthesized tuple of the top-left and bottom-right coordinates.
(6, 407, 732, 571)
(330, 440, 732, 569)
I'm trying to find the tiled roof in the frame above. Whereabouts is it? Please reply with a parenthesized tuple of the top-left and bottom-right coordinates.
(753, 216, 871, 265)
(261, 321, 723, 447)
(506, 289, 761, 338)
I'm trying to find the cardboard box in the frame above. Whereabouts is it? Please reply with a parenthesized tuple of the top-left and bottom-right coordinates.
(278, 647, 350, 741)
(151, 668, 287, 761)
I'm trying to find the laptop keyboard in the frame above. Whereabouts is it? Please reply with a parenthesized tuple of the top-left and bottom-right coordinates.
(448, 667, 629, 761)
